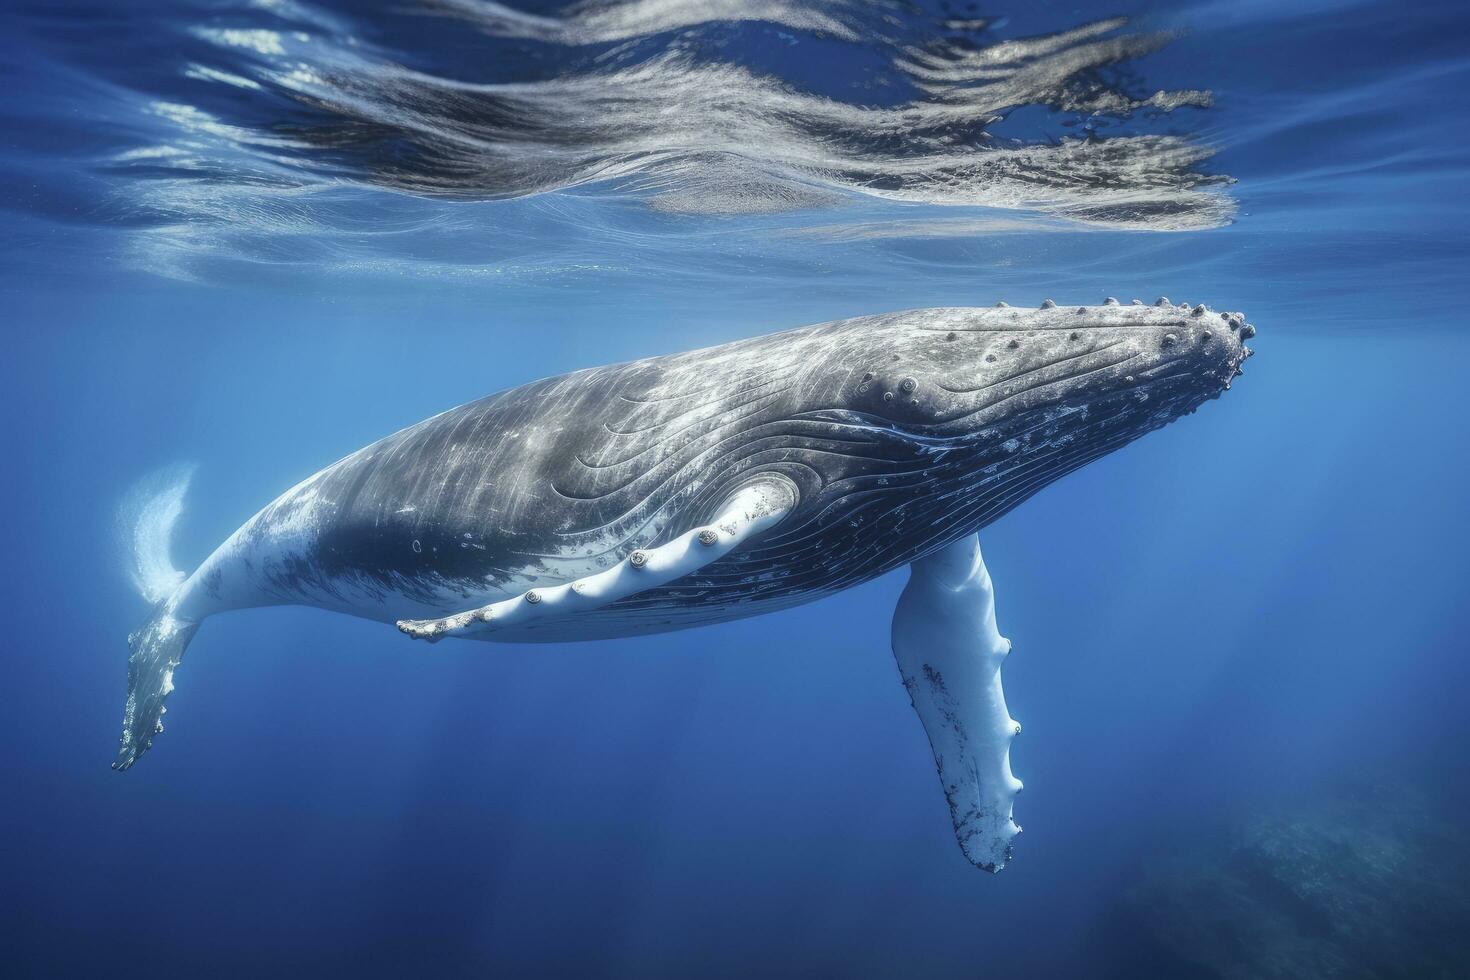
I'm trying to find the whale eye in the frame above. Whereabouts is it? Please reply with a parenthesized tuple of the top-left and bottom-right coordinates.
(945, 332, 958, 341)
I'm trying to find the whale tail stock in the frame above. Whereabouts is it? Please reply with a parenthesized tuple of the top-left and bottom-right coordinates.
(114, 464, 203, 771)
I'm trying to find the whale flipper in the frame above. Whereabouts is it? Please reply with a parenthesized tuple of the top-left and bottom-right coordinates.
(397, 479, 795, 642)
(892, 534, 1022, 872)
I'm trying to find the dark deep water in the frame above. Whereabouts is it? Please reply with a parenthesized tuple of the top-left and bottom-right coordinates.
(3, 1, 1469, 977)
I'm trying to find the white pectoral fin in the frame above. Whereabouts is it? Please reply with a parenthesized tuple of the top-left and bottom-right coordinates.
(397, 479, 795, 642)
(892, 533, 1022, 872)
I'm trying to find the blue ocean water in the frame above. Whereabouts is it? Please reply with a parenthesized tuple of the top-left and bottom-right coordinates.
(2, 1, 1468, 976)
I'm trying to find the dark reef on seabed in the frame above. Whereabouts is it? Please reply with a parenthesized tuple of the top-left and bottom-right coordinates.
(1092, 782, 1470, 980)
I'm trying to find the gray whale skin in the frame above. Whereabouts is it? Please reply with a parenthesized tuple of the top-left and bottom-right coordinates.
(116, 299, 1254, 872)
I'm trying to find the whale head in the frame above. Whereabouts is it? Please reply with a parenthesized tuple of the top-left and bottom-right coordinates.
(933, 297, 1250, 422)
(800, 299, 1255, 535)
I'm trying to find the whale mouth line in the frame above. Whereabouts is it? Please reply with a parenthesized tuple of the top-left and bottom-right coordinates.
(942, 350, 1146, 424)
(934, 338, 1133, 395)
(1133, 352, 1202, 382)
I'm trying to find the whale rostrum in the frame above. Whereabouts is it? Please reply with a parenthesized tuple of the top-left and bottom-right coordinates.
(114, 302, 1254, 871)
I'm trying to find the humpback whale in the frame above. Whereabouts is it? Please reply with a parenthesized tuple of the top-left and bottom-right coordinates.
(116, 299, 1254, 872)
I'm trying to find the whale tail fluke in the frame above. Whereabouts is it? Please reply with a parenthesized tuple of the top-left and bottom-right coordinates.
(119, 462, 196, 604)
(114, 464, 201, 771)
